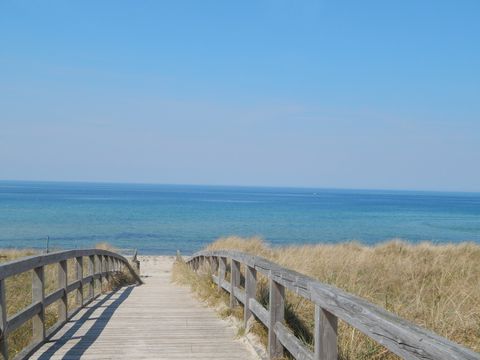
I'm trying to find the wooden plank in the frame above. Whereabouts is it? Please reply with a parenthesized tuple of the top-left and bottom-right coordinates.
(6, 301, 42, 334)
(99, 255, 103, 290)
(0, 279, 8, 359)
(274, 322, 314, 360)
(218, 257, 227, 293)
(44, 288, 65, 308)
(209, 256, 218, 274)
(244, 265, 257, 329)
(314, 305, 337, 360)
(249, 298, 269, 327)
(232, 286, 246, 305)
(100, 255, 105, 291)
(75, 256, 83, 308)
(58, 260, 68, 323)
(88, 255, 95, 299)
(66, 279, 81, 294)
(32, 266, 45, 343)
(268, 278, 285, 358)
(230, 260, 240, 308)
(94, 255, 101, 294)
(0, 249, 132, 280)
(30, 257, 257, 360)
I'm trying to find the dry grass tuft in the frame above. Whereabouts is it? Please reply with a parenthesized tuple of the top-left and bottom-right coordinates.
(175, 236, 480, 359)
(95, 242, 118, 252)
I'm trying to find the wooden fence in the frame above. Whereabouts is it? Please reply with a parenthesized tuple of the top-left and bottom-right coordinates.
(187, 250, 479, 360)
(0, 249, 142, 360)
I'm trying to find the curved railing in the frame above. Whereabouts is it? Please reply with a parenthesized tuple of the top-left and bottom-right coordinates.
(187, 250, 479, 360)
(0, 249, 142, 360)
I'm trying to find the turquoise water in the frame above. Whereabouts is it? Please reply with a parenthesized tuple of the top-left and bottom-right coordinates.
(0, 181, 479, 254)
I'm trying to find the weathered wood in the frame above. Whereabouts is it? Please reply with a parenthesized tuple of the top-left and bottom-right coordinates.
(230, 259, 240, 308)
(209, 256, 218, 273)
(104, 255, 111, 285)
(75, 256, 83, 308)
(32, 266, 45, 343)
(30, 258, 256, 360)
(108, 257, 113, 280)
(0, 279, 8, 360)
(249, 298, 269, 327)
(44, 288, 64, 308)
(268, 278, 285, 359)
(274, 322, 314, 360)
(88, 255, 95, 299)
(232, 285, 246, 305)
(0, 248, 142, 360)
(58, 260, 68, 323)
(244, 265, 257, 329)
(100, 255, 105, 290)
(218, 257, 227, 292)
(314, 305, 337, 360)
(0, 279, 8, 359)
(0, 249, 140, 281)
(7, 302, 42, 334)
(189, 250, 480, 360)
(94, 255, 101, 294)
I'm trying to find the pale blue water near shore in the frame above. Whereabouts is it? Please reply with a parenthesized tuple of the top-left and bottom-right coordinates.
(0, 181, 479, 254)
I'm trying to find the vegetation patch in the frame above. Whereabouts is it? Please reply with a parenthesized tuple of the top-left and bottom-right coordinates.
(173, 236, 480, 359)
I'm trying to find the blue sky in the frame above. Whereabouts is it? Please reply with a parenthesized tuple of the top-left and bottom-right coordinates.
(1, 1, 479, 191)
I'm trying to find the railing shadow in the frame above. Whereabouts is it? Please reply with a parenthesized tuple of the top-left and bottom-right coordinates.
(36, 286, 134, 360)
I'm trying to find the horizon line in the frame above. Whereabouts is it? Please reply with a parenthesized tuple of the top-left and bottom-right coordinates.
(1, 178, 479, 195)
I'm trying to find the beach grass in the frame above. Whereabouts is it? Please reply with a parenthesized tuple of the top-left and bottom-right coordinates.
(172, 236, 480, 359)
(0, 245, 134, 359)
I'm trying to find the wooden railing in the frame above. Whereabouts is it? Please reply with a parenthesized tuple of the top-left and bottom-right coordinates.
(0, 249, 142, 360)
(187, 251, 479, 360)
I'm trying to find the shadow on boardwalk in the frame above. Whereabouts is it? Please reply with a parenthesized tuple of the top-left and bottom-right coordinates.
(37, 286, 134, 360)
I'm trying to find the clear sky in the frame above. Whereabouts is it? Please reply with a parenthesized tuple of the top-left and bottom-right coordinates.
(1, 1, 479, 191)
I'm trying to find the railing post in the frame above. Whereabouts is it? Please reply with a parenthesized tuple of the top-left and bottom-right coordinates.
(230, 259, 240, 308)
(0, 278, 8, 359)
(58, 260, 68, 324)
(75, 256, 83, 307)
(268, 278, 284, 359)
(108, 257, 113, 276)
(209, 256, 218, 274)
(314, 305, 338, 360)
(93, 255, 102, 294)
(103, 255, 110, 286)
(244, 265, 257, 329)
(218, 257, 227, 292)
(88, 255, 95, 299)
(98, 255, 106, 292)
(32, 266, 45, 343)
(98, 255, 104, 292)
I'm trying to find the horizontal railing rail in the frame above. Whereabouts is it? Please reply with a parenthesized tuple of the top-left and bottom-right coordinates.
(187, 250, 479, 360)
(0, 248, 142, 360)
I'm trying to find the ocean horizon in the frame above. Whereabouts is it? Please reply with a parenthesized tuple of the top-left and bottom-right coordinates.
(1, 180, 479, 254)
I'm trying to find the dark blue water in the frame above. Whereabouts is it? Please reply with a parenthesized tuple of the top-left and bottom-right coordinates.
(0, 181, 479, 254)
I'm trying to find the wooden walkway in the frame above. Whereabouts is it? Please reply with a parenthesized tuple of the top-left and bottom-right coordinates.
(30, 257, 258, 360)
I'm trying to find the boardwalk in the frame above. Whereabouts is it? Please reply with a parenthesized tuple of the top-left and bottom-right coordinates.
(30, 257, 258, 360)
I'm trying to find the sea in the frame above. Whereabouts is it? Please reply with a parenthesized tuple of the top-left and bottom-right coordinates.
(0, 181, 479, 254)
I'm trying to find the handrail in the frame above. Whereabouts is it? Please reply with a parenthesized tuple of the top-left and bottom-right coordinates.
(0, 248, 142, 360)
(187, 250, 480, 360)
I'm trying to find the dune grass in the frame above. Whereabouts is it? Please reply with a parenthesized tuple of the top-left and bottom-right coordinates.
(173, 236, 480, 359)
(0, 246, 134, 359)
